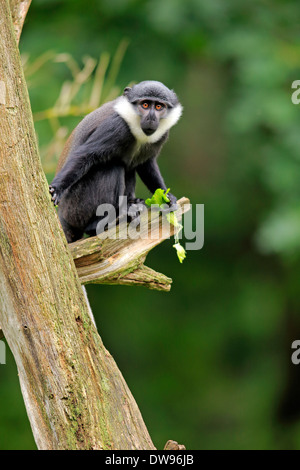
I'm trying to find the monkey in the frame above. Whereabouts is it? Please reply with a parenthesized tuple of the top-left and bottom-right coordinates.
(49, 80, 183, 243)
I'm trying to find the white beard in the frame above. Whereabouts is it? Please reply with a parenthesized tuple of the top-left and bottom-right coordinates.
(114, 96, 183, 144)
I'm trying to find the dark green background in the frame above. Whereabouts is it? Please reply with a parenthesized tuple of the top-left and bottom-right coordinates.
(1, 0, 300, 450)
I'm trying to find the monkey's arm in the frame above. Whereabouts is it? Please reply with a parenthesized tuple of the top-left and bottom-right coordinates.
(136, 158, 177, 208)
(50, 115, 132, 205)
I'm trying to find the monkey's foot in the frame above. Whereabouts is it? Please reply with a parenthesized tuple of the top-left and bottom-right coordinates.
(127, 199, 147, 224)
(128, 197, 145, 205)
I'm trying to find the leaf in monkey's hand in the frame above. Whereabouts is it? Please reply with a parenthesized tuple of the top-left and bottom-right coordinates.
(145, 188, 187, 264)
(145, 188, 170, 207)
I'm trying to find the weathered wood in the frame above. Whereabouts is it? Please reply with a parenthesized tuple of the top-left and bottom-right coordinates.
(0, 0, 30, 346)
(9, 0, 32, 43)
(0, 0, 155, 450)
(164, 440, 186, 451)
(70, 197, 190, 292)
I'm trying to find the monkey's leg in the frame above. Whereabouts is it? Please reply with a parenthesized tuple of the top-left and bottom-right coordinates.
(125, 170, 145, 206)
(123, 169, 146, 223)
(124, 169, 136, 201)
(58, 214, 84, 243)
(84, 165, 126, 237)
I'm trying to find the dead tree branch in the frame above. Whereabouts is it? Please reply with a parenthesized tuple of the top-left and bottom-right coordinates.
(70, 197, 190, 291)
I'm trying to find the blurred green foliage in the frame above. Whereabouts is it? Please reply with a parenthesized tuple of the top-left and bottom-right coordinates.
(1, 0, 300, 450)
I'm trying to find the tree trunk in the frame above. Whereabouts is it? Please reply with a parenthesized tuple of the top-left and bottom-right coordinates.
(0, 0, 154, 450)
(9, 0, 32, 43)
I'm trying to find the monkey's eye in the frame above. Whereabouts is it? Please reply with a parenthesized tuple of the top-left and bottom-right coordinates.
(156, 104, 163, 110)
(142, 102, 149, 109)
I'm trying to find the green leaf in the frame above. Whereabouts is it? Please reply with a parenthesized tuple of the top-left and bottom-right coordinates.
(173, 242, 186, 264)
(166, 211, 182, 230)
(145, 188, 186, 264)
(145, 188, 170, 207)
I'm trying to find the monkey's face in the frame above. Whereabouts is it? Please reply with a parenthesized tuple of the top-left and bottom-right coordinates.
(117, 82, 182, 143)
(137, 100, 168, 136)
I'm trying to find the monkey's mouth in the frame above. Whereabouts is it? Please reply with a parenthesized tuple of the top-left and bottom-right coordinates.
(142, 128, 156, 136)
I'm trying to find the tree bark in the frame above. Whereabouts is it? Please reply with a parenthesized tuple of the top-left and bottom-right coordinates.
(0, 0, 29, 343)
(9, 0, 32, 43)
(0, 0, 155, 450)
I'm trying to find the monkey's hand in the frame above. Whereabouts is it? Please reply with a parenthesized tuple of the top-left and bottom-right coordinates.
(161, 192, 178, 214)
(49, 184, 64, 206)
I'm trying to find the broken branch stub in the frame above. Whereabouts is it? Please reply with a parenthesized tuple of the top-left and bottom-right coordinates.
(69, 197, 190, 292)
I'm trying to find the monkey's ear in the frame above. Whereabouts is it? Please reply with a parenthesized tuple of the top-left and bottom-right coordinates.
(123, 87, 131, 96)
